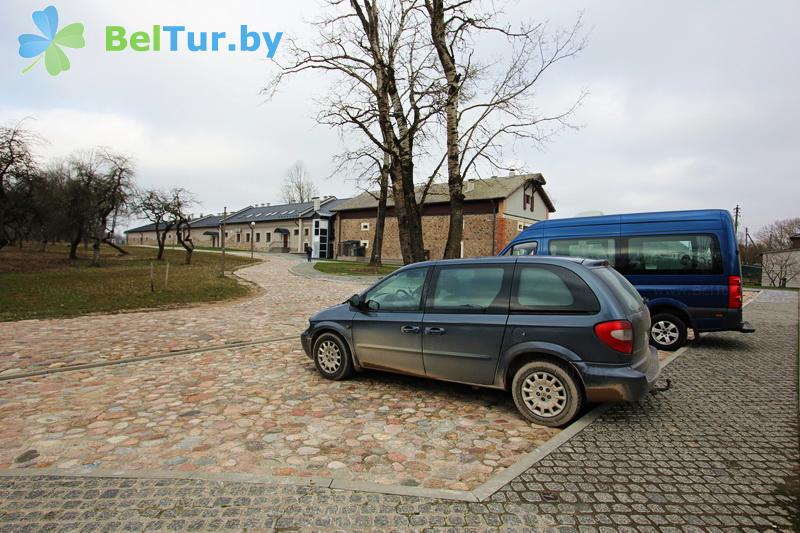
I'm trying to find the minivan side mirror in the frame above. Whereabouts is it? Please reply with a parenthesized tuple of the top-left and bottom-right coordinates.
(348, 294, 364, 309)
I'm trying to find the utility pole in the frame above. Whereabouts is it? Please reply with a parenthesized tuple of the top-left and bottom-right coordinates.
(221, 206, 227, 277)
(733, 204, 741, 237)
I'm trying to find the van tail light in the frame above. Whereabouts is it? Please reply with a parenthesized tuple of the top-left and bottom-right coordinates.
(728, 275, 742, 309)
(594, 320, 633, 354)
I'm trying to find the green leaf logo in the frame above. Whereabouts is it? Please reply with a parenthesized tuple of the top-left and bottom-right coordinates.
(18, 5, 85, 76)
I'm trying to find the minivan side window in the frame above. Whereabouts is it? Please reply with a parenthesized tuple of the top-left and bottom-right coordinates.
(511, 265, 600, 313)
(429, 265, 511, 313)
(549, 238, 615, 262)
(620, 234, 722, 275)
(505, 241, 538, 256)
(364, 268, 429, 311)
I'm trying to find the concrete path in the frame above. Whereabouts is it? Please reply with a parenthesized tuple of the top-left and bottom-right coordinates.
(0, 291, 796, 531)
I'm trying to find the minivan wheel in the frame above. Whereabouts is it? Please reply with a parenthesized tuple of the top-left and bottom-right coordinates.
(312, 333, 353, 380)
(649, 313, 687, 351)
(511, 361, 582, 427)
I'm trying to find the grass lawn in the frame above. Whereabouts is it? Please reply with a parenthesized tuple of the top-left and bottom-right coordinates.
(313, 260, 399, 276)
(0, 244, 258, 321)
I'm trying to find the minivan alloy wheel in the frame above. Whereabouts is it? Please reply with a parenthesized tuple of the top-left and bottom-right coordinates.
(521, 371, 567, 417)
(317, 340, 341, 373)
(652, 320, 680, 346)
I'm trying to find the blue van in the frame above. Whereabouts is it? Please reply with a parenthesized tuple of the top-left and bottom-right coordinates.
(499, 209, 754, 350)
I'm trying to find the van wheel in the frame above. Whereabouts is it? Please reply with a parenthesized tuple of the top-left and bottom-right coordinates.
(511, 361, 582, 427)
(650, 313, 687, 351)
(312, 333, 353, 380)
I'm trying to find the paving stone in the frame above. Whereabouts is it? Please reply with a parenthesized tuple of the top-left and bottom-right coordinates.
(0, 278, 794, 531)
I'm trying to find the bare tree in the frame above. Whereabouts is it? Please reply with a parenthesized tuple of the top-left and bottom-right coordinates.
(761, 250, 800, 288)
(423, 1, 586, 258)
(166, 188, 197, 265)
(135, 189, 173, 261)
(756, 218, 800, 251)
(281, 161, 319, 203)
(333, 145, 391, 267)
(0, 121, 39, 249)
(71, 150, 135, 264)
(266, 0, 441, 264)
(757, 217, 800, 287)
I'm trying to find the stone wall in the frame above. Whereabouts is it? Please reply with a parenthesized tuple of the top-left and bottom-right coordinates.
(337, 211, 527, 261)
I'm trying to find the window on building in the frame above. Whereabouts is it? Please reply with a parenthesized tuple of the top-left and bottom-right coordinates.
(266, 232, 271, 242)
(236, 233, 241, 243)
(255, 233, 260, 243)
(294, 229, 299, 235)
(245, 233, 250, 243)
(304, 228, 309, 236)
(314, 220, 320, 236)
(361, 222, 370, 231)
(360, 240, 369, 249)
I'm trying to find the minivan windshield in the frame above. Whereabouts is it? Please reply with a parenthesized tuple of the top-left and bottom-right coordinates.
(594, 267, 643, 313)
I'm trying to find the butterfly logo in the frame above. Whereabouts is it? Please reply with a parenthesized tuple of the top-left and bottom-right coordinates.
(18, 5, 85, 76)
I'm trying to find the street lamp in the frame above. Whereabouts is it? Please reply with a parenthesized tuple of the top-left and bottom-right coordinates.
(250, 221, 255, 259)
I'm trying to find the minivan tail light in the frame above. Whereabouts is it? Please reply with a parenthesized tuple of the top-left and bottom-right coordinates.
(728, 275, 742, 309)
(594, 320, 633, 354)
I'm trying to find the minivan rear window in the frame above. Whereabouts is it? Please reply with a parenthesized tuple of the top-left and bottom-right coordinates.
(594, 267, 643, 313)
(512, 265, 599, 314)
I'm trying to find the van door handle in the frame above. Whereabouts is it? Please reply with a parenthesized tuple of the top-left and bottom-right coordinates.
(400, 325, 420, 334)
(425, 327, 446, 335)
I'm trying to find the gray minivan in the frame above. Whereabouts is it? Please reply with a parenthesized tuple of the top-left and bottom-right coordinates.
(301, 256, 660, 427)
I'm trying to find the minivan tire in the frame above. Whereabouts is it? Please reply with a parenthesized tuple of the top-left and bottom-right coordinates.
(312, 333, 353, 380)
(650, 312, 687, 351)
(512, 361, 582, 427)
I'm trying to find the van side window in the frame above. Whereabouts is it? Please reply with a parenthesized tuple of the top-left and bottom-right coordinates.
(511, 265, 600, 313)
(549, 238, 615, 262)
(429, 266, 511, 313)
(505, 241, 538, 256)
(620, 234, 722, 275)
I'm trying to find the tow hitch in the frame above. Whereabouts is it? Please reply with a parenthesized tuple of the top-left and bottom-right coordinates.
(650, 378, 672, 395)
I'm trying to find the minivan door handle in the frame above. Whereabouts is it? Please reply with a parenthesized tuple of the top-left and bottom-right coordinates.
(400, 325, 420, 334)
(425, 327, 446, 335)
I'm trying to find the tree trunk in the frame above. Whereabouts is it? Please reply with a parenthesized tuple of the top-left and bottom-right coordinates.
(69, 229, 81, 260)
(103, 237, 128, 256)
(427, 0, 464, 259)
(369, 154, 390, 268)
(156, 230, 166, 261)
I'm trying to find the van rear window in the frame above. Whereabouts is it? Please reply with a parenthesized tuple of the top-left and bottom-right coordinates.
(619, 234, 722, 275)
(594, 267, 643, 313)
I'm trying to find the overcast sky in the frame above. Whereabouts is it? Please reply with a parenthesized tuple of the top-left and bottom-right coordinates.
(1, 0, 798, 233)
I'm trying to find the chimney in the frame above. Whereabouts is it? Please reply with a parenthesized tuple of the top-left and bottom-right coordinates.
(312, 196, 321, 211)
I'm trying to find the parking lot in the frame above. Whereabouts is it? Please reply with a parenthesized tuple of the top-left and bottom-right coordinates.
(0, 255, 797, 530)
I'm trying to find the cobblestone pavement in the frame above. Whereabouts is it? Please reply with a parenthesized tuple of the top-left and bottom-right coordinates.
(0, 340, 557, 490)
(0, 291, 795, 531)
(0, 255, 366, 375)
